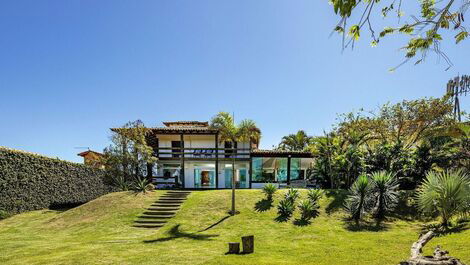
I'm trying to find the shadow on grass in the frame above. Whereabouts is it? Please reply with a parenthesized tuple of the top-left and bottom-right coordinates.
(325, 190, 348, 215)
(198, 215, 231, 232)
(293, 218, 311, 226)
(254, 199, 273, 212)
(274, 214, 291, 223)
(420, 220, 469, 237)
(344, 220, 390, 232)
(143, 224, 219, 243)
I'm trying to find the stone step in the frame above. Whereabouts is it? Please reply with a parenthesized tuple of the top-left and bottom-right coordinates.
(144, 210, 175, 215)
(147, 207, 179, 211)
(135, 219, 167, 224)
(139, 215, 172, 219)
(142, 212, 175, 218)
(151, 205, 181, 208)
(134, 224, 165, 228)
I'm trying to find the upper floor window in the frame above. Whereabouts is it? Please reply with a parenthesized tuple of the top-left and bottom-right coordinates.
(224, 141, 237, 158)
(171, 141, 184, 158)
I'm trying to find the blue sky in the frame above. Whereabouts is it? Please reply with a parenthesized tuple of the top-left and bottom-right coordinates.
(1, 0, 469, 162)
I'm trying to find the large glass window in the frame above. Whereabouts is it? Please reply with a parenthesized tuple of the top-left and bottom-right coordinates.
(290, 158, 301, 181)
(225, 165, 249, 188)
(194, 164, 216, 188)
(252, 157, 288, 183)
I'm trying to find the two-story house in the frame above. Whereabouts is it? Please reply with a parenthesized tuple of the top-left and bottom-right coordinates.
(127, 121, 314, 189)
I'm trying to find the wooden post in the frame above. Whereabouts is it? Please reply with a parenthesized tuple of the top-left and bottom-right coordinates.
(241, 235, 254, 254)
(227, 242, 240, 254)
(180, 133, 185, 189)
(215, 133, 219, 189)
(287, 156, 291, 186)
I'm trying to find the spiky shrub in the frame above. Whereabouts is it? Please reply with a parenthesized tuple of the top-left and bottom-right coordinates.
(112, 175, 130, 191)
(416, 169, 470, 226)
(132, 176, 150, 193)
(307, 189, 324, 204)
(370, 171, 399, 220)
(284, 188, 300, 204)
(298, 199, 319, 220)
(262, 183, 278, 200)
(277, 198, 295, 217)
(345, 174, 372, 222)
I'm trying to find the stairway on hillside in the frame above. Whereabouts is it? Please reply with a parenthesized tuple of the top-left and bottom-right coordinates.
(133, 191, 191, 229)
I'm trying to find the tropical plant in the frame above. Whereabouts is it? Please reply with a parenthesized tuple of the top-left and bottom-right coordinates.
(298, 199, 319, 220)
(416, 169, 470, 226)
(369, 171, 400, 220)
(284, 188, 300, 204)
(210, 112, 261, 215)
(262, 183, 277, 201)
(277, 130, 312, 151)
(307, 189, 324, 204)
(344, 174, 372, 222)
(132, 176, 150, 193)
(112, 174, 130, 191)
(277, 199, 295, 218)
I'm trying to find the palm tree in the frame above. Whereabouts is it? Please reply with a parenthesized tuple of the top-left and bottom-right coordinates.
(416, 169, 470, 227)
(210, 112, 261, 215)
(370, 171, 399, 220)
(278, 130, 312, 151)
(345, 174, 372, 222)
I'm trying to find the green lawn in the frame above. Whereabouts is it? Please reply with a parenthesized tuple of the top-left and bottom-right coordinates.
(0, 190, 468, 265)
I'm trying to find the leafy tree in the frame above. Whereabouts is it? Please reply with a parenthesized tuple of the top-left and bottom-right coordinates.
(210, 112, 261, 215)
(104, 120, 157, 192)
(277, 130, 312, 151)
(416, 169, 470, 226)
(328, 0, 469, 69)
(370, 171, 400, 220)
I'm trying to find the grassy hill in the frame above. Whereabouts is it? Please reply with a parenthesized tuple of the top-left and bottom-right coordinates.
(0, 190, 468, 265)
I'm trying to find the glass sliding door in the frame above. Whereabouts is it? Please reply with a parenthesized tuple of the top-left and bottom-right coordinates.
(194, 164, 216, 188)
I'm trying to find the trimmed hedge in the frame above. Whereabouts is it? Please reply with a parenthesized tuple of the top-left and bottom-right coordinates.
(0, 147, 114, 214)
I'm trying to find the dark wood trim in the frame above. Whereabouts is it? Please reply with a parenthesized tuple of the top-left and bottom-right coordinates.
(158, 157, 250, 162)
(287, 156, 291, 185)
(249, 157, 252, 189)
(215, 133, 219, 189)
(180, 133, 185, 188)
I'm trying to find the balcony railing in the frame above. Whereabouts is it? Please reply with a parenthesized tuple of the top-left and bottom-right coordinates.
(154, 147, 251, 159)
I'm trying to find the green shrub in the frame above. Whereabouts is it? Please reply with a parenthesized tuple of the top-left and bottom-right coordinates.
(370, 171, 399, 220)
(112, 175, 130, 191)
(262, 183, 277, 200)
(284, 188, 300, 204)
(416, 169, 470, 226)
(298, 199, 319, 220)
(132, 176, 150, 193)
(0, 147, 114, 214)
(0, 210, 11, 220)
(344, 174, 372, 222)
(307, 189, 324, 204)
(277, 199, 295, 217)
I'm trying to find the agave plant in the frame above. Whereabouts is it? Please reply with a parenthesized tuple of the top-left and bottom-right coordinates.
(416, 169, 470, 226)
(112, 174, 130, 191)
(298, 199, 320, 220)
(284, 188, 300, 204)
(345, 174, 372, 222)
(262, 183, 278, 200)
(307, 189, 324, 204)
(370, 171, 399, 220)
(132, 176, 150, 193)
(277, 198, 295, 217)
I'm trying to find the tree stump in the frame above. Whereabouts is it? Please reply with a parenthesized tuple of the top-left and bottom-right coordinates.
(241, 235, 254, 254)
(399, 231, 466, 265)
(227, 242, 240, 254)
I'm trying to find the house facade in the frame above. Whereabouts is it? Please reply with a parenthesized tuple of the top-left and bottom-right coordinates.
(135, 121, 314, 189)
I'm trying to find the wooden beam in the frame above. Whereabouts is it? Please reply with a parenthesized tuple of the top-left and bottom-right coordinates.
(180, 133, 185, 189)
(287, 156, 291, 185)
(215, 133, 219, 189)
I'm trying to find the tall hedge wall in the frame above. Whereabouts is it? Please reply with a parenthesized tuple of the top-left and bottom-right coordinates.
(0, 147, 114, 214)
